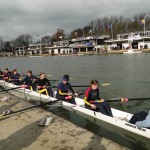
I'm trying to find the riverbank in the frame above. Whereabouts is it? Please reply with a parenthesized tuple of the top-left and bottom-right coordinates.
(0, 93, 128, 150)
(79, 49, 150, 55)
(1, 49, 150, 57)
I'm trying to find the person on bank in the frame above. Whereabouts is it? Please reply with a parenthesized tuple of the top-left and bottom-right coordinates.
(56, 74, 78, 104)
(129, 110, 150, 128)
(10, 69, 22, 85)
(84, 79, 113, 117)
(21, 70, 37, 90)
(33, 72, 53, 97)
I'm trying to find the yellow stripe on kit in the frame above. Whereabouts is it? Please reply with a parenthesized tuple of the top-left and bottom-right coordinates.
(38, 88, 48, 95)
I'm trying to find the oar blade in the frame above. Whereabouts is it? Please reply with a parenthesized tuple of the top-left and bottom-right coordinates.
(0, 99, 61, 118)
(46, 74, 53, 77)
(101, 83, 111, 86)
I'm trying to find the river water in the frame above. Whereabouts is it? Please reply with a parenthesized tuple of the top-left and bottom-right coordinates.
(1, 54, 150, 149)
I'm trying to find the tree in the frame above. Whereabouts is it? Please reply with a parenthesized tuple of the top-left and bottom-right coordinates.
(0, 37, 3, 52)
(41, 36, 51, 46)
(14, 34, 32, 47)
(52, 28, 65, 41)
(4, 41, 11, 52)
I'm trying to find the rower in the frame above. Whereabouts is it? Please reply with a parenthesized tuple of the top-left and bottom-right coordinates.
(129, 111, 150, 128)
(33, 72, 53, 97)
(0, 68, 4, 80)
(3, 68, 12, 82)
(56, 74, 78, 104)
(10, 69, 22, 85)
(84, 79, 113, 117)
(21, 70, 37, 90)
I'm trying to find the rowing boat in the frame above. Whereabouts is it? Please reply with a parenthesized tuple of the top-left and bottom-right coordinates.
(0, 80, 150, 148)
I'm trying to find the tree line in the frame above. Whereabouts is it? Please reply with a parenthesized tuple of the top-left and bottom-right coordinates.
(0, 12, 150, 52)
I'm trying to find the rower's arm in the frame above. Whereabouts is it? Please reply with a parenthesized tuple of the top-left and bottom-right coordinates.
(21, 76, 27, 84)
(84, 96, 91, 106)
(68, 83, 75, 93)
(58, 89, 68, 96)
(84, 88, 91, 106)
(46, 78, 51, 86)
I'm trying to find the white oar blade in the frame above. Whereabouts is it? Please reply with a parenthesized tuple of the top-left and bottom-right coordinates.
(101, 83, 111, 86)
(46, 74, 53, 77)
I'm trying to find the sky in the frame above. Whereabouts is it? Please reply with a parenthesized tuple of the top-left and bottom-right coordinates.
(0, 0, 150, 41)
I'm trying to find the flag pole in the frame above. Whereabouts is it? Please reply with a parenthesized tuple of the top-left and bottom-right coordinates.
(111, 23, 113, 39)
(144, 16, 146, 37)
(144, 14, 148, 37)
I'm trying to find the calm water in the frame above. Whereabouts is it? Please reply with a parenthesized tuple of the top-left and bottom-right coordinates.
(1, 54, 150, 149)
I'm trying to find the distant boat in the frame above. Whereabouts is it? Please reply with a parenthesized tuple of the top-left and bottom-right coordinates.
(59, 53, 84, 56)
(123, 49, 142, 54)
(28, 56, 43, 57)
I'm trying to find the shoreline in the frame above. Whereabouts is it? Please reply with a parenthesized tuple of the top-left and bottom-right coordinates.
(0, 93, 128, 150)
(1, 49, 150, 58)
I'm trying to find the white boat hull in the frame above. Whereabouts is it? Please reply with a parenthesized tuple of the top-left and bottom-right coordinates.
(0, 80, 150, 148)
(123, 49, 142, 54)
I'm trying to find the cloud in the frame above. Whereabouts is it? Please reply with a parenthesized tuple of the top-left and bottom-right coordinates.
(0, 0, 150, 40)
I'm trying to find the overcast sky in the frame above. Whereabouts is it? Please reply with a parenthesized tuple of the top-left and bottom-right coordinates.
(0, 0, 150, 40)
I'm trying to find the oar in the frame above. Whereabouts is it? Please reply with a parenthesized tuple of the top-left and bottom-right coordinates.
(0, 79, 59, 93)
(106, 97, 150, 102)
(0, 84, 30, 93)
(0, 86, 26, 93)
(51, 83, 111, 88)
(75, 92, 85, 97)
(46, 75, 53, 77)
(70, 83, 111, 87)
(0, 99, 61, 118)
(49, 80, 59, 82)
(21, 74, 53, 77)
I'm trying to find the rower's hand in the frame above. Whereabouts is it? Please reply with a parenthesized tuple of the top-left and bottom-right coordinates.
(33, 79, 36, 82)
(37, 86, 46, 89)
(42, 85, 46, 88)
(74, 93, 78, 97)
(37, 86, 41, 89)
(90, 104, 97, 109)
(67, 92, 72, 96)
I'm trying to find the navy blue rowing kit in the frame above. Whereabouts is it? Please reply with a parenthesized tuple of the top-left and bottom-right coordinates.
(56, 82, 76, 104)
(33, 78, 53, 97)
(10, 73, 21, 85)
(0, 71, 4, 79)
(22, 75, 37, 86)
(3, 71, 12, 81)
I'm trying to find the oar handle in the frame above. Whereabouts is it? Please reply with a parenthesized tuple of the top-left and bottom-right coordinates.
(72, 92, 85, 97)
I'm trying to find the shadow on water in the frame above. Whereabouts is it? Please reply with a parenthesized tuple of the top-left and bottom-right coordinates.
(0, 121, 44, 150)
(47, 106, 149, 150)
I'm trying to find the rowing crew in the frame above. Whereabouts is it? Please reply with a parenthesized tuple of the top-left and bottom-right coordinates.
(0, 68, 114, 117)
(1, 68, 150, 128)
(0, 68, 54, 96)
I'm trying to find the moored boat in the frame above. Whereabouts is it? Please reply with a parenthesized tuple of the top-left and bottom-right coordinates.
(123, 49, 142, 54)
(0, 80, 150, 148)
